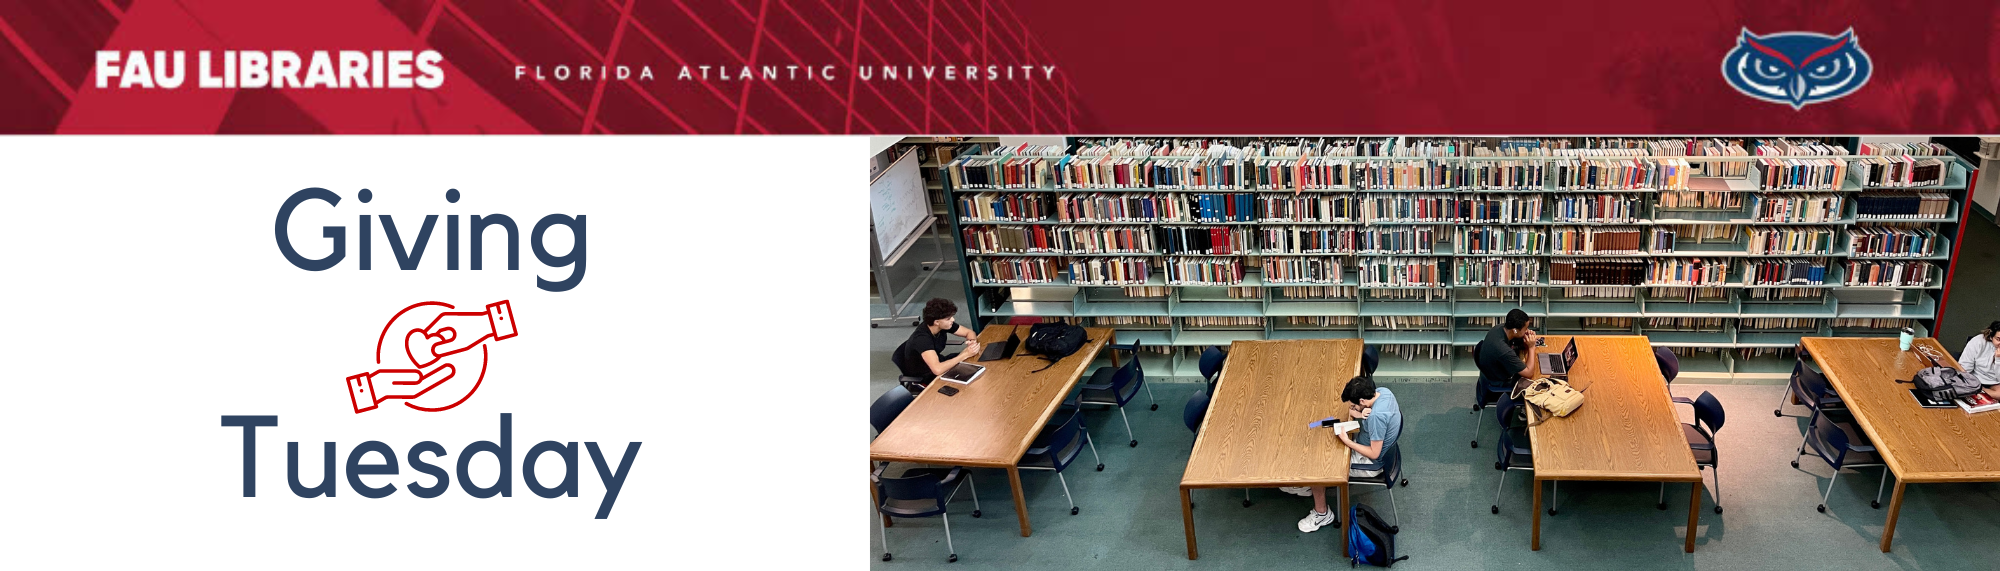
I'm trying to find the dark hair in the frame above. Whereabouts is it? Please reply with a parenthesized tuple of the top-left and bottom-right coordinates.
(1341, 375, 1378, 404)
(921, 298, 957, 329)
(1504, 308, 1532, 331)
(1984, 321, 2000, 341)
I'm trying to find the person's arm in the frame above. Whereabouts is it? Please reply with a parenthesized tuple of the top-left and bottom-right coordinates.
(1335, 429, 1385, 460)
(922, 348, 977, 376)
(1961, 337, 1988, 378)
(953, 324, 980, 341)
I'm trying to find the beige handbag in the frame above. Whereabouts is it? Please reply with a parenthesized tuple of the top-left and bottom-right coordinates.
(1513, 377, 1584, 425)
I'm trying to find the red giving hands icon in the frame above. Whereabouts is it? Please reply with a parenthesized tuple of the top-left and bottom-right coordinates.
(348, 300, 519, 414)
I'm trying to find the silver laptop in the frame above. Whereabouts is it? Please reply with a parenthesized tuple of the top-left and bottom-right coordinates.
(1537, 338, 1579, 379)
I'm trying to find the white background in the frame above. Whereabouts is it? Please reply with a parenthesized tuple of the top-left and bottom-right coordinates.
(0, 136, 863, 567)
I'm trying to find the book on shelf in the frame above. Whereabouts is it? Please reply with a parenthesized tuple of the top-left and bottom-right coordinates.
(1748, 194, 1844, 223)
(969, 257, 1059, 284)
(1157, 226, 1252, 255)
(1549, 258, 1645, 286)
(1068, 257, 1154, 286)
(1747, 258, 1828, 286)
(1844, 260, 1934, 287)
(1264, 256, 1347, 284)
(1165, 256, 1245, 286)
(1846, 227, 1940, 258)
(1551, 226, 1643, 255)
(1056, 193, 1185, 222)
(1360, 257, 1449, 288)
(1552, 194, 1642, 223)
(1456, 194, 1544, 223)
(1257, 193, 1358, 222)
(1746, 226, 1836, 255)
(1361, 194, 1458, 223)
(1457, 226, 1545, 255)
(1188, 193, 1256, 222)
(1855, 193, 1951, 219)
(1260, 226, 1359, 254)
(958, 192, 1052, 222)
(1359, 226, 1440, 254)
(1649, 258, 1729, 287)
(1454, 257, 1541, 286)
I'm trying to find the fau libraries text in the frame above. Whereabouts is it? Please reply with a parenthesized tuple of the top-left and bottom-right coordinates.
(94, 50, 444, 89)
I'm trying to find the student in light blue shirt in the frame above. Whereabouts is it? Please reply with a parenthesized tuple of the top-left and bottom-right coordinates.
(1285, 375, 1401, 533)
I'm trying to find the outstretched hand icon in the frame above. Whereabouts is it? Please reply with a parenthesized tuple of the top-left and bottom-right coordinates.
(349, 300, 518, 414)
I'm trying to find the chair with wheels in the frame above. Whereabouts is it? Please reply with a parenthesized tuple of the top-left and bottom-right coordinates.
(1797, 408, 1889, 513)
(1468, 339, 1515, 448)
(1019, 407, 1104, 517)
(1350, 435, 1408, 532)
(870, 385, 916, 436)
(1659, 391, 1726, 513)
(1080, 339, 1155, 447)
(1490, 398, 1535, 514)
(1775, 351, 1843, 419)
(874, 465, 979, 563)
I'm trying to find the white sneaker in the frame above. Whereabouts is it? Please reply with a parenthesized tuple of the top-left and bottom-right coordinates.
(1279, 486, 1312, 497)
(1297, 509, 1338, 533)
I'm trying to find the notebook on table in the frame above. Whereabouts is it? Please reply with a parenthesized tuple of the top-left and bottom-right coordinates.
(979, 331, 1022, 361)
(1537, 338, 1579, 380)
(940, 362, 985, 385)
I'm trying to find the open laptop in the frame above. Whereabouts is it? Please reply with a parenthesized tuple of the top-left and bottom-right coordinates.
(1538, 338, 1580, 380)
(979, 331, 1022, 362)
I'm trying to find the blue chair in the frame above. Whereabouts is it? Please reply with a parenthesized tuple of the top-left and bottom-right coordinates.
(874, 466, 979, 562)
(1019, 407, 1104, 515)
(1797, 408, 1889, 513)
(1183, 391, 1211, 435)
(1468, 339, 1515, 448)
(1659, 391, 1726, 513)
(1490, 398, 1534, 514)
(1775, 351, 1843, 418)
(1350, 426, 1407, 532)
(1198, 346, 1228, 395)
(1080, 339, 1155, 447)
(870, 385, 916, 436)
(1362, 344, 1381, 378)
(1655, 346, 1695, 408)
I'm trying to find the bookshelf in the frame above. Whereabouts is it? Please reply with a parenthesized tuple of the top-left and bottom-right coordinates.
(944, 138, 1977, 380)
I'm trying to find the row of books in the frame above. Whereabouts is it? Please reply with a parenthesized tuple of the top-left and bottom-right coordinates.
(1745, 259, 1828, 286)
(1054, 193, 1185, 222)
(1360, 257, 1450, 288)
(1457, 195, 1545, 223)
(1741, 318, 1820, 330)
(1859, 142, 1950, 157)
(1458, 226, 1546, 255)
(1551, 226, 1643, 254)
(1258, 226, 1359, 254)
(1286, 316, 1360, 326)
(968, 257, 1060, 284)
(1360, 194, 1458, 222)
(1747, 288, 1825, 300)
(1184, 317, 1265, 328)
(1121, 287, 1169, 297)
(1455, 257, 1542, 286)
(1851, 155, 1947, 188)
(1550, 158, 1695, 190)
(944, 155, 1055, 189)
(1649, 258, 1730, 286)
(957, 192, 1052, 221)
(1847, 227, 1940, 258)
(1647, 317, 1726, 330)
(1748, 194, 1845, 223)
(1264, 257, 1347, 284)
(1549, 259, 1646, 286)
(961, 225, 1155, 254)
(1846, 260, 1936, 287)
(1369, 315, 1450, 329)
(1551, 194, 1643, 223)
(1279, 286, 1359, 299)
(1070, 257, 1155, 285)
(1158, 226, 1253, 255)
(1832, 318, 1914, 329)
(1186, 193, 1257, 222)
(1094, 316, 1172, 326)
(1258, 194, 1361, 222)
(1659, 191, 1745, 210)
(1750, 157, 1847, 190)
(1854, 193, 1951, 219)
(1166, 257, 1247, 285)
(1745, 227, 1836, 255)
(1359, 227, 1441, 254)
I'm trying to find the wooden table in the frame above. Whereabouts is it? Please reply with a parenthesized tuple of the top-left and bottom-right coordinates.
(1528, 335, 1703, 552)
(869, 325, 1110, 537)
(1179, 338, 1364, 560)
(1799, 336, 2000, 552)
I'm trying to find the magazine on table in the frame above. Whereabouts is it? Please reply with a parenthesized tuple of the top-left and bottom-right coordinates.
(1957, 391, 2000, 414)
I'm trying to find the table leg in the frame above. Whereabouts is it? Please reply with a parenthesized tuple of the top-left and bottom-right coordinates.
(1009, 467, 1031, 537)
(1685, 480, 1701, 553)
(1338, 484, 1351, 555)
(869, 462, 890, 528)
(1532, 477, 1543, 551)
(1181, 487, 1198, 560)
(1880, 479, 1907, 553)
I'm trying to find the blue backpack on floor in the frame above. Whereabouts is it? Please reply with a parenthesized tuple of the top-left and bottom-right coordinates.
(1347, 503, 1407, 567)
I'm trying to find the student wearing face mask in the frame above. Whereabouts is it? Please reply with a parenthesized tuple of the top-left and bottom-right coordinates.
(1280, 375, 1401, 533)
(1960, 321, 2000, 400)
(890, 298, 982, 390)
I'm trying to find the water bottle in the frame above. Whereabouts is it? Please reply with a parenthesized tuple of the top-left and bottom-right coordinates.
(1899, 327, 1916, 351)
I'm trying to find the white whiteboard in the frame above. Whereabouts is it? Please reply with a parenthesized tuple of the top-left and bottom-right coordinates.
(870, 148, 931, 260)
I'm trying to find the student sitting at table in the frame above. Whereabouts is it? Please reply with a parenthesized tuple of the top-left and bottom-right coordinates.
(1477, 308, 1542, 391)
(890, 298, 981, 391)
(1959, 321, 2000, 399)
(1281, 375, 1402, 533)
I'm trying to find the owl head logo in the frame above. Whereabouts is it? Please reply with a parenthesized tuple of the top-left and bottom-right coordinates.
(1722, 28, 1872, 109)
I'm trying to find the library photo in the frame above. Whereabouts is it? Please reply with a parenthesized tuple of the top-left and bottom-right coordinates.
(867, 136, 2000, 568)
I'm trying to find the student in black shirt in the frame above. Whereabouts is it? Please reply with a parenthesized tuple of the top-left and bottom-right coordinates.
(1476, 308, 1541, 391)
(891, 298, 982, 387)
